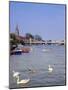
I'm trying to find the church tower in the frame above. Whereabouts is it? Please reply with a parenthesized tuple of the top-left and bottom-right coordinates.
(15, 25, 19, 36)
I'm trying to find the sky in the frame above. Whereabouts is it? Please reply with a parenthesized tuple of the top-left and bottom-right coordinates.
(9, 1, 65, 40)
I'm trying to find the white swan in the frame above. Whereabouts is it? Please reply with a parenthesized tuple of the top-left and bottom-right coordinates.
(16, 75, 30, 85)
(13, 71, 30, 84)
(42, 49, 49, 52)
(48, 65, 53, 73)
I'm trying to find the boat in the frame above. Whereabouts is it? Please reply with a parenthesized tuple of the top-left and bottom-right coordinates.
(10, 45, 17, 51)
(10, 47, 30, 55)
(10, 48, 22, 55)
(21, 47, 30, 53)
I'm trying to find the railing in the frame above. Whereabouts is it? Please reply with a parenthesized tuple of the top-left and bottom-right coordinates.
(24, 41, 65, 45)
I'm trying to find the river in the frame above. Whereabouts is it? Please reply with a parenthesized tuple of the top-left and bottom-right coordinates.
(9, 45, 66, 89)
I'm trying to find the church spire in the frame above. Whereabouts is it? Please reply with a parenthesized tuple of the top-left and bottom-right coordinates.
(15, 24, 19, 36)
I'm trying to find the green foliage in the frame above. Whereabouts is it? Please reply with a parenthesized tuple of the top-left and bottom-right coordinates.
(10, 33, 25, 47)
(10, 33, 16, 40)
(10, 33, 18, 50)
(25, 33, 34, 39)
(34, 35, 42, 41)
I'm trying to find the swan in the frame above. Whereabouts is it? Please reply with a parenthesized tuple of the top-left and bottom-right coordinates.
(16, 75, 30, 85)
(42, 49, 49, 52)
(13, 71, 30, 84)
(13, 71, 20, 77)
(48, 65, 53, 73)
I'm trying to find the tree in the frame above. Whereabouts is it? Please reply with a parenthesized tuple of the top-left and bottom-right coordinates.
(10, 33, 16, 40)
(20, 40, 25, 45)
(34, 35, 42, 41)
(10, 33, 18, 49)
(25, 33, 34, 39)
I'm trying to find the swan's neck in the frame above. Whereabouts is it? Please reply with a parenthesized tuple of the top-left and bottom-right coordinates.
(49, 65, 51, 68)
(16, 75, 20, 83)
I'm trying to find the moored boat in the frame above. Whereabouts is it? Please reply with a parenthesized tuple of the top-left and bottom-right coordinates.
(10, 47, 31, 55)
(10, 48, 22, 55)
(21, 47, 30, 53)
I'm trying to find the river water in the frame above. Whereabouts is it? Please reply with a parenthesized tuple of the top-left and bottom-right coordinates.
(9, 45, 66, 89)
